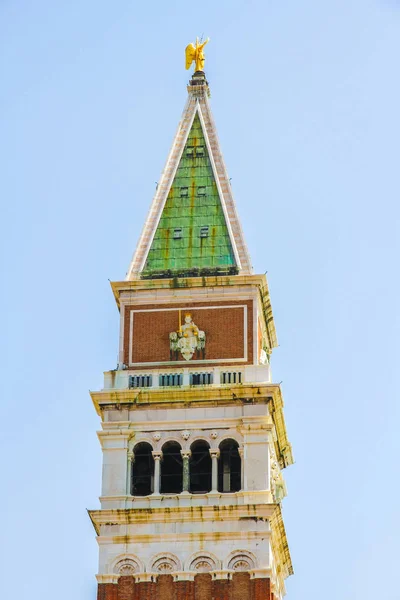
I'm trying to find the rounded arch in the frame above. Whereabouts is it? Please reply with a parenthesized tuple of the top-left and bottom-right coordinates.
(186, 551, 220, 573)
(218, 438, 241, 493)
(129, 436, 154, 452)
(189, 439, 211, 493)
(217, 432, 242, 447)
(149, 553, 181, 573)
(131, 442, 154, 496)
(111, 554, 145, 575)
(226, 550, 257, 572)
(161, 440, 183, 494)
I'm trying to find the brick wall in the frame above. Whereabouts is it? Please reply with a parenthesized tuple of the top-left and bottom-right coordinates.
(98, 574, 271, 600)
(123, 300, 253, 366)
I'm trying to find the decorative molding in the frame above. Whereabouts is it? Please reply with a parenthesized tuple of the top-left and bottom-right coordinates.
(113, 558, 141, 575)
(226, 550, 257, 571)
(187, 551, 220, 573)
(111, 554, 145, 575)
(149, 553, 181, 573)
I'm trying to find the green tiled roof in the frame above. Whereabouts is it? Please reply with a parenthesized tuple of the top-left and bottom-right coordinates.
(142, 115, 237, 278)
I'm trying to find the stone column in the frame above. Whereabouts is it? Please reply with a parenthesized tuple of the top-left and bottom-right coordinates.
(181, 450, 192, 492)
(152, 451, 162, 495)
(238, 447, 245, 491)
(127, 451, 133, 495)
(210, 449, 220, 492)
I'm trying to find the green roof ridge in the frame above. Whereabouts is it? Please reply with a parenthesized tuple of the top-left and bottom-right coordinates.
(142, 114, 237, 278)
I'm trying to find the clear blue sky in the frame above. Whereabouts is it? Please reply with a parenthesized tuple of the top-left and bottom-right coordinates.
(1, 1, 399, 598)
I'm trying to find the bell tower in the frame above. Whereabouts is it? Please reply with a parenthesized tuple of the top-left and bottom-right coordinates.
(89, 53, 294, 600)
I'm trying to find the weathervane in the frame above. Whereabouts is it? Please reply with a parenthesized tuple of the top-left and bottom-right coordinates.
(185, 37, 209, 72)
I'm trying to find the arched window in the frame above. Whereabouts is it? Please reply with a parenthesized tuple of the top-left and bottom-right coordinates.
(160, 441, 183, 494)
(218, 439, 241, 493)
(131, 442, 154, 496)
(190, 440, 211, 493)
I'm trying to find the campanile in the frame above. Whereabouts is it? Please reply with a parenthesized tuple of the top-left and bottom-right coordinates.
(90, 43, 294, 600)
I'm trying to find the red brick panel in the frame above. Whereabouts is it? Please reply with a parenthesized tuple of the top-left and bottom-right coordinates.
(252, 578, 271, 600)
(156, 575, 174, 600)
(212, 579, 231, 600)
(175, 579, 195, 600)
(124, 300, 253, 366)
(194, 574, 212, 600)
(232, 573, 251, 600)
(118, 576, 135, 600)
(135, 582, 157, 600)
(98, 584, 117, 600)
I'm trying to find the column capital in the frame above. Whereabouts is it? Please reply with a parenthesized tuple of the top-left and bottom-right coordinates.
(249, 567, 272, 579)
(152, 451, 162, 460)
(133, 572, 158, 583)
(96, 574, 119, 584)
(173, 571, 195, 581)
(210, 569, 234, 580)
(181, 450, 192, 459)
(210, 448, 220, 458)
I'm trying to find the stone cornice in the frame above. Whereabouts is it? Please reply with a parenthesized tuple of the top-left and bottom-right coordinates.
(91, 383, 279, 412)
(88, 503, 278, 535)
(111, 274, 268, 308)
(270, 504, 293, 589)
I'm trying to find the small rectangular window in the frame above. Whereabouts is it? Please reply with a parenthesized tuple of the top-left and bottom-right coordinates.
(173, 228, 183, 239)
(186, 146, 194, 158)
(200, 226, 209, 238)
(196, 146, 205, 157)
(197, 186, 206, 196)
(180, 187, 188, 197)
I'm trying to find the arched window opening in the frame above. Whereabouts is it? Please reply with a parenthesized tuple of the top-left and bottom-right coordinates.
(160, 441, 183, 494)
(218, 439, 241, 493)
(131, 442, 154, 496)
(190, 440, 211, 493)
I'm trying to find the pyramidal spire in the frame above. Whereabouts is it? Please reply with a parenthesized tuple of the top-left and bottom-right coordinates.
(126, 69, 252, 280)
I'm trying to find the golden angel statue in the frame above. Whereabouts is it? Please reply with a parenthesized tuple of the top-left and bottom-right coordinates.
(185, 37, 209, 72)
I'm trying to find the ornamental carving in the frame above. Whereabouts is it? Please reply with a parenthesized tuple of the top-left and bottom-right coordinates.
(232, 559, 251, 571)
(270, 446, 286, 503)
(209, 430, 218, 439)
(227, 551, 256, 571)
(151, 553, 181, 573)
(190, 556, 216, 572)
(181, 430, 191, 440)
(170, 313, 206, 361)
(113, 558, 140, 575)
(152, 432, 162, 442)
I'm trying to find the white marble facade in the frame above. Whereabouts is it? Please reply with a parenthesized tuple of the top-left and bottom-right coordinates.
(92, 400, 286, 598)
